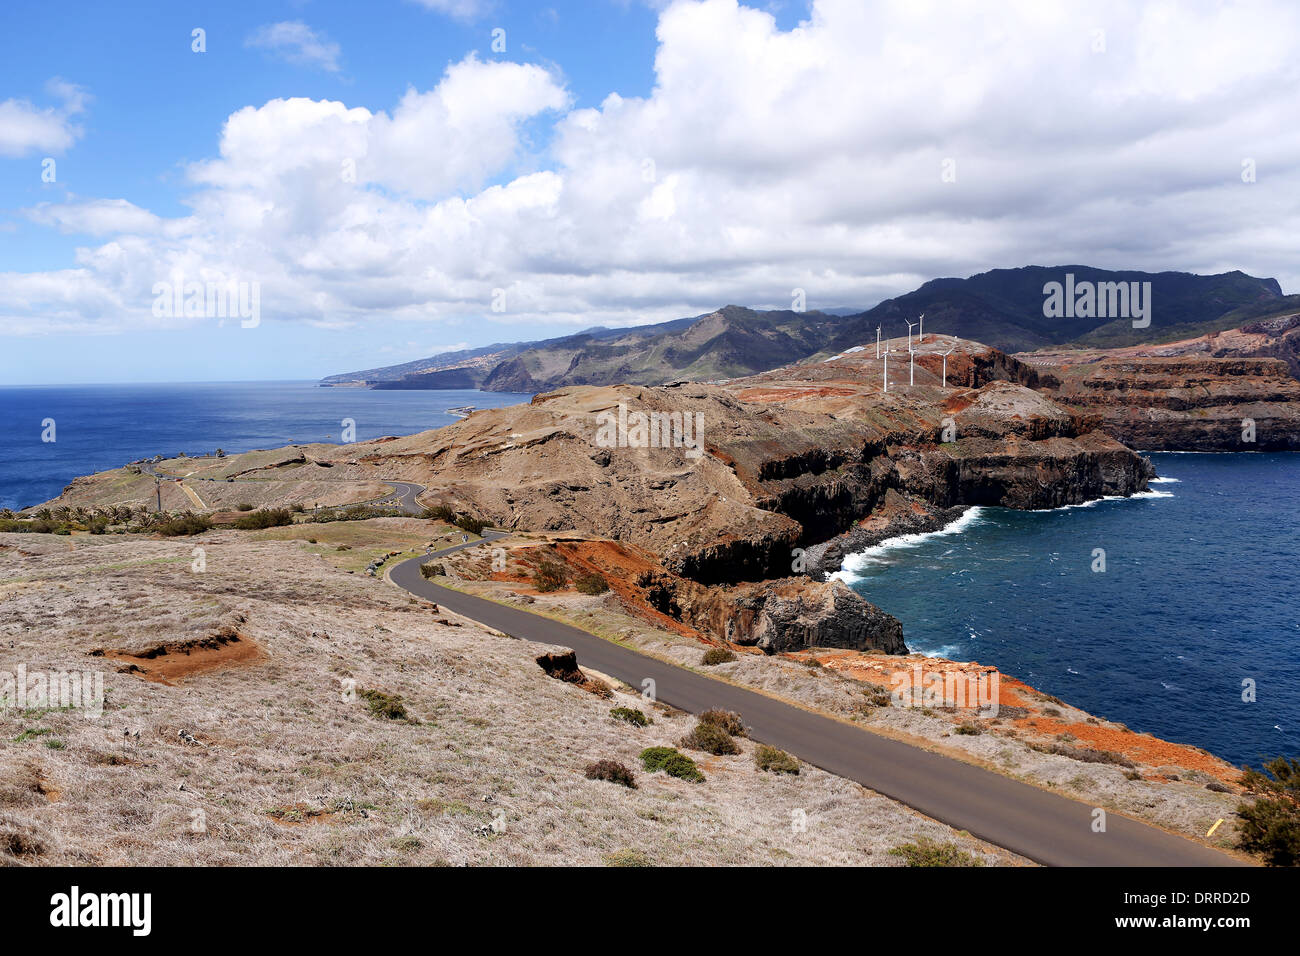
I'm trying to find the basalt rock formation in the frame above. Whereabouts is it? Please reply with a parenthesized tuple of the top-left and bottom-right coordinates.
(1016, 315, 1300, 451)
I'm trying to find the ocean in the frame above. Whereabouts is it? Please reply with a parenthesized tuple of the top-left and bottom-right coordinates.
(834, 452, 1300, 767)
(0, 382, 532, 512)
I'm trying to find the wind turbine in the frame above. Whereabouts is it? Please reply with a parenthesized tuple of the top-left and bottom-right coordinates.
(882, 350, 889, 393)
(941, 345, 956, 387)
(918, 313, 925, 344)
(875, 325, 881, 359)
(905, 319, 917, 353)
(909, 350, 916, 386)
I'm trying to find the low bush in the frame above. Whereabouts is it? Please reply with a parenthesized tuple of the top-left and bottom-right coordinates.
(754, 745, 800, 775)
(610, 706, 652, 727)
(155, 513, 213, 536)
(422, 504, 455, 522)
(584, 759, 637, 789)
(701, 647, 736, 666)
(1236, 755, 1300, 866)
(420, 562, 446, 579)
(532, 559, 568, 592)
(699, 709, 745, 736)
(236, 502, 254, 512)
(232, 508, 293, 530)
(889, 837, 985, 867)
(640, 746, 705, 783)
(604, 849, 652, 867)
(680, 720, 740, 756)
(574, 572, 610, 595)
(954, 723, 982, 736)
(454, 514, 487, 535)
(358, 688, 412, 722)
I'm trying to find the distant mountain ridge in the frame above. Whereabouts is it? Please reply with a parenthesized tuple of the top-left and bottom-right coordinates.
(321, 266, 1288, 391)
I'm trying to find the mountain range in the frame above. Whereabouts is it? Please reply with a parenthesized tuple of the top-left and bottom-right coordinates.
(320, 266, 1296, 392)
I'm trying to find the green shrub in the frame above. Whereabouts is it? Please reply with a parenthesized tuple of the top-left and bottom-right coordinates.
(640, 746, 705, 783)
(699, 709, 745, 736)
(420, 562, 446, 579)
(232, 508, 293, 530)
(889, 837, 985, 867)
(155, 512, 213, 536)
(1236, 755, 1300, 866)
(610, 707, 652, 727)
(584, 759, 637, 789)
(754, 745, 800, 775)
(532, 559, 568, 592)
(422, 504, 455, 522)
(701, 647, 736, 666)
(574, 572, 610, 595)
(454, 513, 487, 535)
(236, 502, 254, 512)
(680, 720, 740, 756)
(290, 502, 305, 513)
(954, 723, 982, 736)
(604, 849, 652, 867)
(358, 688, 411, 722)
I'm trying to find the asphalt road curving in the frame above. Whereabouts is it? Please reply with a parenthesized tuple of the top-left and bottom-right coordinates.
(388, 526, 1246, 868)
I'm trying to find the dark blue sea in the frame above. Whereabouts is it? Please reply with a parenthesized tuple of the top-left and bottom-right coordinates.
(835, 452, 1300, 767)
(0, 382, 532, 512)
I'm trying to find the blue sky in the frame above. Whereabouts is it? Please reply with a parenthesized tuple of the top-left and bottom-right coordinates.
(2, 0, 1297, 384)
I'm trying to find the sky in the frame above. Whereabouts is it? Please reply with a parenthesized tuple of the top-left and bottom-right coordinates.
(2, 0, 1298, 384)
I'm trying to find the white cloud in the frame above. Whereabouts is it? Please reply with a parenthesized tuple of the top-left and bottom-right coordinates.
(27, 199, 165, 236)
(0, 78, 88, 158)
(8, 0, 1300, 339)
(245, 21, 342, 72)
(407, 0, 494, 22)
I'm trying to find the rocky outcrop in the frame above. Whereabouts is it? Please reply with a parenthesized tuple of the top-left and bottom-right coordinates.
(731, 578, 906, 654)
(632, 564, 907, 654)
(1019, 350, 1300, 451)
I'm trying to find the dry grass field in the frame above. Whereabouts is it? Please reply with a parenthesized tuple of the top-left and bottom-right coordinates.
(0, 521, 1023, 866)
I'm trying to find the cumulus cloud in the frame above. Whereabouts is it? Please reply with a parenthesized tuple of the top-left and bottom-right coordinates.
(0, 78, 89, 158)
(245, 21, 342, 72)
(7, 0, 1300, 338)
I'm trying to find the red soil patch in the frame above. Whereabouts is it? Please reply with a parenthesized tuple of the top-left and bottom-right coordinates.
(95, 627, 263, 686)
(812, 649, 1239, 784)
(1012, 715, 1241, 785)
(552, 540, 713, 641)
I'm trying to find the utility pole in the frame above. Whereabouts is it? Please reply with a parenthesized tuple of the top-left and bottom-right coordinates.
(155, 479, 161, 512)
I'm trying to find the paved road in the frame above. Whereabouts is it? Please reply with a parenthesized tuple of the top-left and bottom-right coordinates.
(372, 480, 425, 513)
(387, 524, 1244, 867)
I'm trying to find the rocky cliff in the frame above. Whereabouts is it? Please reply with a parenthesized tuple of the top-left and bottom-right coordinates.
(1016, 316, 1300, 450)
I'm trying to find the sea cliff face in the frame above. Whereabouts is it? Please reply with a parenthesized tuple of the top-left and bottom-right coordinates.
(1017, 317, 1300, 451)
